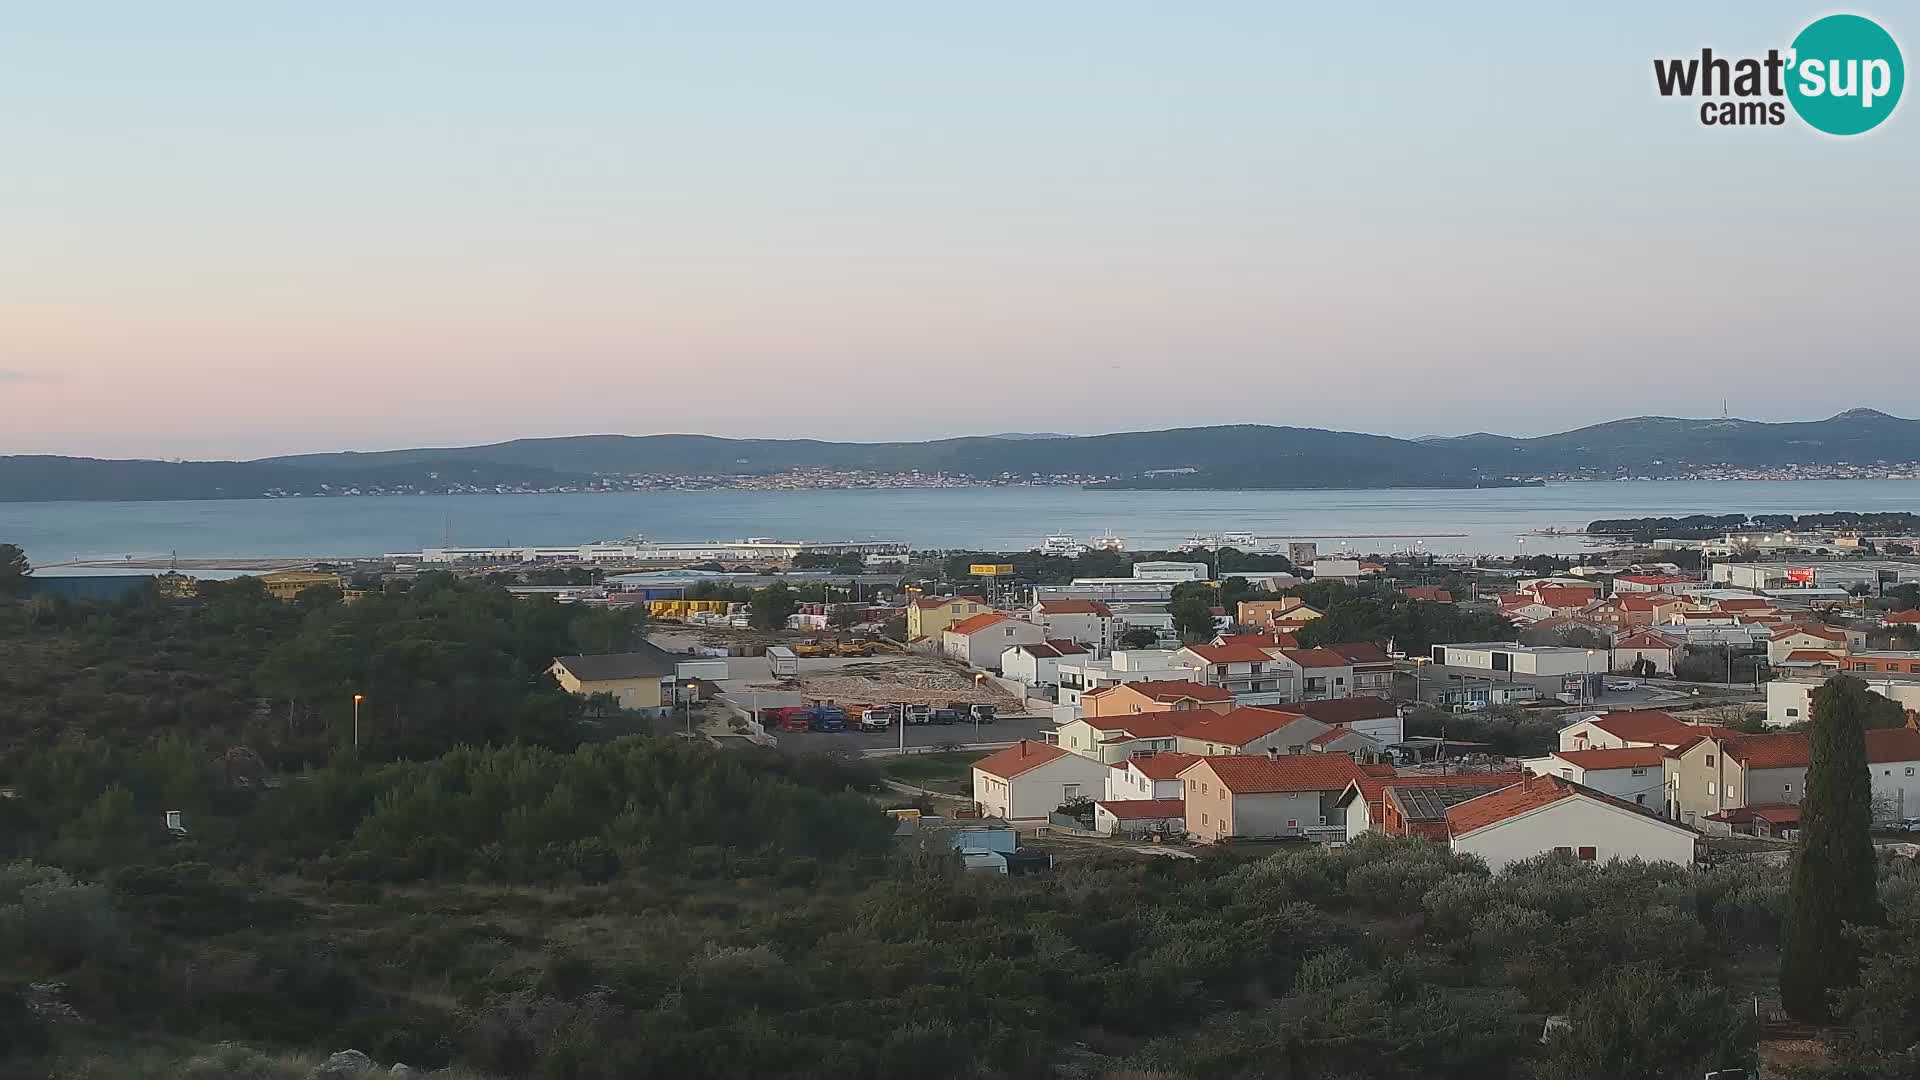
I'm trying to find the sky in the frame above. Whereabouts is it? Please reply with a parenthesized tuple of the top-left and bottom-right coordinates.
(2, 2, 1915, 459)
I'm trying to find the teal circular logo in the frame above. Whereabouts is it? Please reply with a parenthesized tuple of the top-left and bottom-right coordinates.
(1787, 14, 1904, 135)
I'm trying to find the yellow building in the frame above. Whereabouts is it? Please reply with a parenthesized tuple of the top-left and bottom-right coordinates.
(907, 594, 992, 640)
(548, 644, 678, 715)
(259, 570, 346, 602)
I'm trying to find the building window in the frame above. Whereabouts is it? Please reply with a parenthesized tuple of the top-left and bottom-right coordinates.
(1631, 768, 1647, 776)
(1707, 781, 1716, 795)
(1783, 783, 1793, 793)
(1553, 846, 1572, 856)
(1908, 767, 1916, 777)
(1063, 785, 1079, 800)
(1201, 782, 1209, 794)
(1577, 846, 1597, 861)
(1318, 816, 1328, 826)
(1286, 819, 1298, 829)
(1635, 794, 1646, 805)
(1201, 813, 1209, 825)
(1705, 755, 1715, 767)
(1787, 708, 1799, 717)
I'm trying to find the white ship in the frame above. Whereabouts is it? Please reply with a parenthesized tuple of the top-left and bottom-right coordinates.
(1040, 535, 1088, 557)
(1090, 531, 1127, 552)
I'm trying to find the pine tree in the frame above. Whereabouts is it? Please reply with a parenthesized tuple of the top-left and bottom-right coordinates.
(1780, 674, 1884, 1020)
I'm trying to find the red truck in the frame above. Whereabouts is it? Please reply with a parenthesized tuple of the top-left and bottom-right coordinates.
(766, 706, 813, 733)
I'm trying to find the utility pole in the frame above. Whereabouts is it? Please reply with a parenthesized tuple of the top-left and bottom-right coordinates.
(352, 693, 364, 749)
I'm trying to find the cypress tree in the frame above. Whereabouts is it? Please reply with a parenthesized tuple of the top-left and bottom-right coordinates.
(1780, 674, 1884, 1020)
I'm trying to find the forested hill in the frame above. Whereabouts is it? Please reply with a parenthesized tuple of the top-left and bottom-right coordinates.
(6, 409, 1919, 500)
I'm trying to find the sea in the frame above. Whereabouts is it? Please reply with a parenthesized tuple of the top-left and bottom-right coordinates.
(6, 479, 1920, 568)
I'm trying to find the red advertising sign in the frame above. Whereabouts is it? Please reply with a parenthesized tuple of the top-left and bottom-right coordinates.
(1786, 567, 1816, 584)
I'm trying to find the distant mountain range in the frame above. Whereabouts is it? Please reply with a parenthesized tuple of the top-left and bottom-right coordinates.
(5, 410, 1919, 501)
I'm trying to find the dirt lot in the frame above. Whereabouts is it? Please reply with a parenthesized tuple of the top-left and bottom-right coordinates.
(793, 656, 1018, 709)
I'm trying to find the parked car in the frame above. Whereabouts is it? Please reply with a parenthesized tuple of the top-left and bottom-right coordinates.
(1902, 817, 1920, 833)
(930, 707, 963, 725)
(970, 704, 996, 723)
(905, 704, 933, 725)
(858, 707, 896, 733)
(1605, 679, 1638, 692)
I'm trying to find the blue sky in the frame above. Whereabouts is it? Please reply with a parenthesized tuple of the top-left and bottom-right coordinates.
(2, 2, 1913, 457)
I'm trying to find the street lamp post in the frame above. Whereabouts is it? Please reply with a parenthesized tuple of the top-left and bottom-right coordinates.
(352, 693, 364, 749)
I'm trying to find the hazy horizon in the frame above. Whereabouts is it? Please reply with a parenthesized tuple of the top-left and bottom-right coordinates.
(5, 2, 1915, 458)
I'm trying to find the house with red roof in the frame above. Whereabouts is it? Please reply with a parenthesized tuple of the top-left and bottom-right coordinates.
(1080, 679, 1234, 719)
(1179, 754, 1366, 842)
(1210, 629, 1300, 650)
(1105, 751, 1203, 802)
(1611, 629, 1680, 675)
(1583, 592, 1688, 632)
(1321, 640, 1395, 698)
(941, 612, 1045, 669)
(1402, 586, 1454, 604)
(1175, 707, 1333, 758)
(1840, 651, 1920, 676)
(1334, 771, 1527, 841)
(1267, 696, 1405, 744)
(1665, 725, 1920, 825)
(1521, 745, 1668, 810)
(1030, 598, 1119, 651)
(1169, 641, 1299, 703)
(1000, 639, 1088, 686)
(1885, 609, 1920, 627)
(1613, 574, 1698, 593)
(1445, 774, 1697, 873)
(906, 594, 991, 640)
(1556, 710, 1728, 753)
(1766, 623, 1850, 665)
(971, 740, 1113, 821)
(1093, 797, 1186, 837)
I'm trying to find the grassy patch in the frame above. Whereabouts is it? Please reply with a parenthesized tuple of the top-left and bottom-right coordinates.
(878, 751, 987, 789)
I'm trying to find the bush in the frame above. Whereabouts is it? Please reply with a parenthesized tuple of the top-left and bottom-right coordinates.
(1533, 962, 1756, 1080)
(0, 861, 120, 971)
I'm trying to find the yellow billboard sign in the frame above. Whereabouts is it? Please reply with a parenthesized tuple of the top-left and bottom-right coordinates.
(969, 563, 1015, 576)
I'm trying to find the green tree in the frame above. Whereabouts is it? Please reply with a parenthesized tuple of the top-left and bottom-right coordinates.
(1781, 675, 1885, 1021)
(0, 544, 28, 596)
(1168, 583, 1217, 643)
(568, 606, 646, 654)
(1119, 627, 1160, 649)
(1533, 962, 1755, 1080)
(749, 581, 798, 631)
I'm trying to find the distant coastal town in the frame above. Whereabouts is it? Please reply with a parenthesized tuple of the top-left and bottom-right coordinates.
(251, 462, 1920, 499)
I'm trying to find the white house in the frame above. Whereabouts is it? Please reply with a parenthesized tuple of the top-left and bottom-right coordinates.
(1610, 630, 1679, 676)
(1104, 751, 1202, 802)
(1766, 675, 1920, 728)
(942, 613, 1046, 670)
(1054, 649, 1187, 707)
(1445, 774, 1697, 873)
(1766, 625, 1850, 665)
(971, 740, 1113, 821)
(1520, 746, 1669, 809)
(1556, 710, 1699, 752)
(1000, 639, 1089, 686)
(1032, 599, 1120, 651)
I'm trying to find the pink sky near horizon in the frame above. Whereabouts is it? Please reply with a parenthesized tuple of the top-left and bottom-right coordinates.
(4, 2, 1914, 459)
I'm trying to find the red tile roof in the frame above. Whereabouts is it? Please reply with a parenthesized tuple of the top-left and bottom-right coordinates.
(1121, 751, 1204, 779)
(1887, 610, 1920, 624)
(1869, 726, 1920, 763)
(1551, 746, 1670, 770)
(1772, 624, 1846, 641)
(1036, 599, 1114, 617)
(946, 612, 1009, 635)
(1090, 714, 1200, 739)
(1214, 631, 1300, 649)
(1403, 586, 1454, 603)
(1309, 726, 1375, 747)
(972, 740, 1070, 780)
(1095, 797, 1186, 820)
(1338, 770, 1526, 827)
(1706, 802, 1802, 826)
(1281, 647, 1353, 669)
(1782, 649, 1845, 663)
(1533, 587, 1600, 609)
(1183, 642, 1281, 664)
(1116, 679, 1234, 703)
(1581, 710, 1682, 741)
(1359, 763, 1398, 777)
(1180, 707, 1311, 748)
(1189, 754, 1366, 794)
(1614, 630, 1676, 650)
(1714, 598, 1774, 611)
(1276, 697, 1399, 725)
(1323, 641, 1392, 665)
(1445, 773, 1670, 837)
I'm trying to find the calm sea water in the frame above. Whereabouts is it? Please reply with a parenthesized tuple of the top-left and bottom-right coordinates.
(6, 480, 1920, 565)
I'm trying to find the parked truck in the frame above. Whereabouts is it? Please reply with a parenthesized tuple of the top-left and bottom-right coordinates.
(858, 707, 896, 733)
(807, 706, 848, 733)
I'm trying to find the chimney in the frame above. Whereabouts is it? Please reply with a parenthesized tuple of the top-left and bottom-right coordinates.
(1266, 745, 1279, 759)
(1021, 741, 1030, 757)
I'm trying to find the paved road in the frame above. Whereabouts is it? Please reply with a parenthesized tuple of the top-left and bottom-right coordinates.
(774, 713, 1053, 753)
